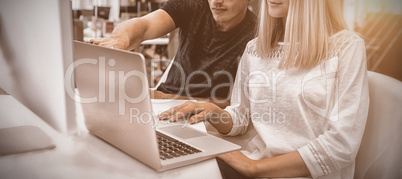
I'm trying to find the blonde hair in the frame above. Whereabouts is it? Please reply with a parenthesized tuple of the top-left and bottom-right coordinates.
(256, 0, 348, 70)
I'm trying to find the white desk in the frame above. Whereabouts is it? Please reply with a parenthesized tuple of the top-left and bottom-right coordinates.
(0, 95, 222, 179)
(141, 38, 169, 45)
(83, 37, 169, 46)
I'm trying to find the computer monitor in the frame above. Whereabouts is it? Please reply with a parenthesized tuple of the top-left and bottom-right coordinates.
(0, 0, 76, 133)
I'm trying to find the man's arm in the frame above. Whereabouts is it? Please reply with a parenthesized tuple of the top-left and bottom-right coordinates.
(150, 90, 230, 109)
(90, 9, 176, 50)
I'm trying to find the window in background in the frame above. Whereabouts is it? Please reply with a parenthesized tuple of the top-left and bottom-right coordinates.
(349, 0, 402, 81)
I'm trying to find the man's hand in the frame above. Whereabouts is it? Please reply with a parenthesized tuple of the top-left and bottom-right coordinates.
(89, 34, 130, 50)
(89, 9, 176, 51)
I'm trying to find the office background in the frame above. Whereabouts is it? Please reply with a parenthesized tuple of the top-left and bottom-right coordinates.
(0, 0, 400, 95)
(70, 0, 402, 86)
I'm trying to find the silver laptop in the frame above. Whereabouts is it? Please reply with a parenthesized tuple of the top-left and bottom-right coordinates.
(73, 41, 240, 171)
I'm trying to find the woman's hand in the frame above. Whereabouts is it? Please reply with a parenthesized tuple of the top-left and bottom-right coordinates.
(158, 101, 221, 124)
(158, 101, 233, 133)
(218, 151, 257, 178)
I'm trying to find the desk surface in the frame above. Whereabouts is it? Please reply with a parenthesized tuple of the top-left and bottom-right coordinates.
(83, 37, 169, 45)
(0, 95, 222, 179)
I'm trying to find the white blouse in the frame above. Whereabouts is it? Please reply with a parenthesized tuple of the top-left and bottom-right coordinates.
(224, 30, 370, 178)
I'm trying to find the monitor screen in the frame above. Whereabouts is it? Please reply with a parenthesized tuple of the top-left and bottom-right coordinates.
(0, 0, 76, 133)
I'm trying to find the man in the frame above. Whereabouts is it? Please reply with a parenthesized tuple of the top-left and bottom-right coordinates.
(90, 0, 257, 108)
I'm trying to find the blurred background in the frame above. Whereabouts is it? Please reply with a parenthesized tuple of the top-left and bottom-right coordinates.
(68, 0, 401, 90)
(350, 0, 402, 82)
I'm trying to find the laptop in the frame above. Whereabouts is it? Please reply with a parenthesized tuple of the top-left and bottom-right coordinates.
(73, 41, 240, 171)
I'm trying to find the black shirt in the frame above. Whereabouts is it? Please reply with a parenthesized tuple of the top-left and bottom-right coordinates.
(158, 0, 257, 98)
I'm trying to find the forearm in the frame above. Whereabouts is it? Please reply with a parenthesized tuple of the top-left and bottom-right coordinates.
(253, 151, 310, 178)
(219, 150, 310, 178)
(107, 10, 176, 50)
(150, 90, 230, 108)
(111, 18, 147, 50)
(192, 96, 230, 109)
(173, 95, 230, 108)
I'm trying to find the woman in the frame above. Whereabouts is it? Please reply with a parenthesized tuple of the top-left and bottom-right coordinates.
(159, 0, 369, 178)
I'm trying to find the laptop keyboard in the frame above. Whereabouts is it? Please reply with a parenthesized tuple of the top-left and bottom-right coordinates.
(156, 131, 201, 160)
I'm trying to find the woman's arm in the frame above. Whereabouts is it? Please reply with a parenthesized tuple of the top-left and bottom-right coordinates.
(297, 37, 369, 178)
(218, 150, 310, 178)
(220, 34, 369, 178)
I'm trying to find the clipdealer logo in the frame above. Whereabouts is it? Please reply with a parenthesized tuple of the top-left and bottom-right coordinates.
(64, 57, 235, 122)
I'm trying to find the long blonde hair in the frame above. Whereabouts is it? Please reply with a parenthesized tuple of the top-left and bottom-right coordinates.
(256, 0, 348, 70)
